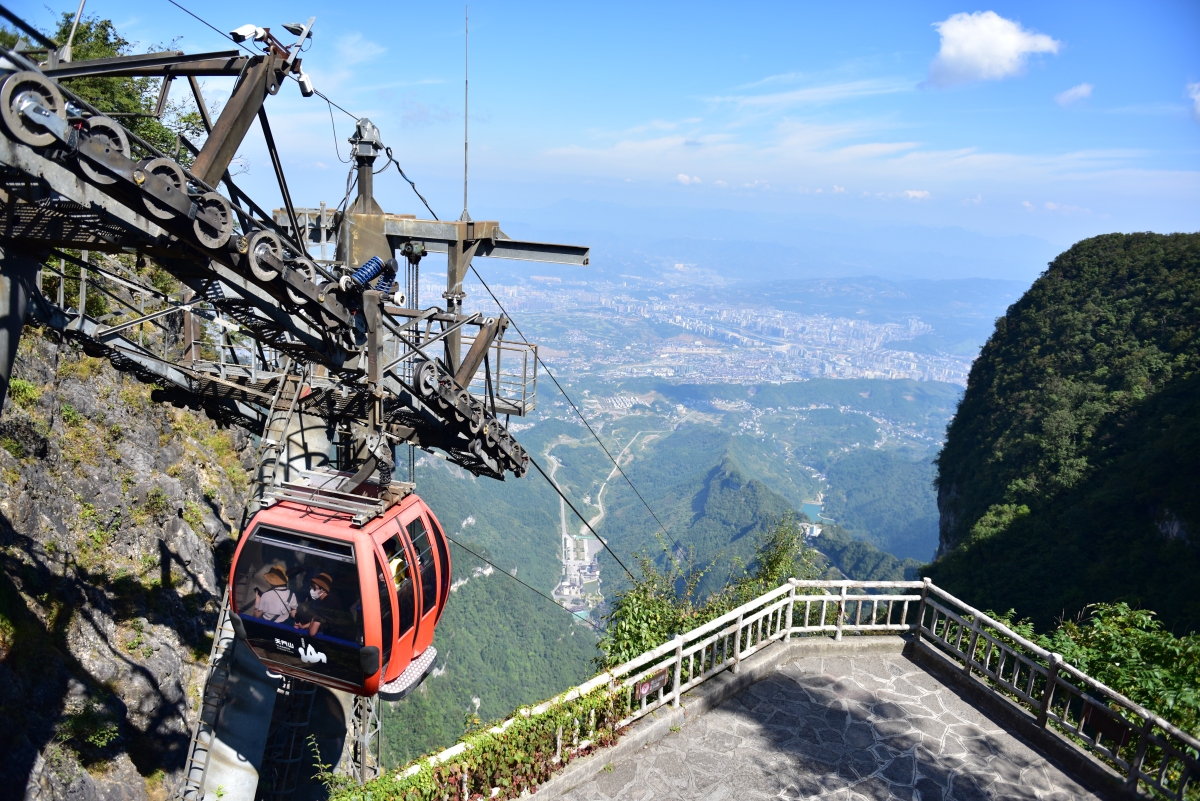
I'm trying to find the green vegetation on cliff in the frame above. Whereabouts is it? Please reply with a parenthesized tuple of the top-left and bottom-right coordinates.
(996, 603, 1200, 738)
(929, 233, 1200, 631)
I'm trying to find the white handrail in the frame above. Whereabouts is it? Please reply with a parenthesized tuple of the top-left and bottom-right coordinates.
(387, 578, 1199, 801)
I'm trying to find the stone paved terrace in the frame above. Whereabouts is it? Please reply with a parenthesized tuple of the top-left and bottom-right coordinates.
(560, 652, 1101, 801)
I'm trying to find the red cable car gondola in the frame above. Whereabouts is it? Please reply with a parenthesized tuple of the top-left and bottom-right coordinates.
(228, 478, 451, 700)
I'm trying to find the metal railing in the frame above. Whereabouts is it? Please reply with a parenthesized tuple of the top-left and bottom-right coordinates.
(395, 579, 1199, 800)
(460, 334, 538, 416)
(35, 256, 539, 417)
(919, 581, 1200, 800)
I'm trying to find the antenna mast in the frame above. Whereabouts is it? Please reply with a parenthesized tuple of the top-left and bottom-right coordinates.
(460, 5, 470, 222)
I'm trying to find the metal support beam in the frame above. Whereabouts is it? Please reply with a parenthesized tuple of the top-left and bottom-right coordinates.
(443, 239, 480, 374)
(257, 107, 302, 247)
(187, 75, 214, 132)
(454, 315, 502, 388)
(0, 243, 41, 409)
(42, 49, 247, 78)
(192, 55, 279, 186)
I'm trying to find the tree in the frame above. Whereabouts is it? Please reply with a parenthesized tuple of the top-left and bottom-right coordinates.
(598, 514, 822, 667)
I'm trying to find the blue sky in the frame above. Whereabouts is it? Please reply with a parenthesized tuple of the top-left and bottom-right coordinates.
(11, 0, 1200, 275)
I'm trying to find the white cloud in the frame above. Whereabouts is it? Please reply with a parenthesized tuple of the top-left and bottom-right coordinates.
(713, 179, 728, 187)
(1055, 83, 1093, 106)
(1022, 200, 1034, 210)
(905, 190, 931, 200)
(963, 194, 983, 205)
(709, 79, 910, 112)
(336, 33, 386, 66)
(1188, 83, 1200, 121)
(928, 11, 1060, 87)
(676, 174, 701, 185)
(1045, 201, 1091, 214)
(832, 185, 846, 193)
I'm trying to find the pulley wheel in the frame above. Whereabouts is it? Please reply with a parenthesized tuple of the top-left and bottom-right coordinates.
(139, 158, 187, 220)
(286, 257, 315, 305)
(453, 390, 471, 423)
(246, 230, 282, 282)
(467, 400, 484, 435)
(193, 191, 233, 249)
(315, 281, 343, 328)
(0, 71, 65, 147)
(78, 116, 130, 185)
(416, 360, 439, 398)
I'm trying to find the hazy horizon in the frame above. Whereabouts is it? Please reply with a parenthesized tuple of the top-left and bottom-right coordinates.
(10, 0, 1198, 283)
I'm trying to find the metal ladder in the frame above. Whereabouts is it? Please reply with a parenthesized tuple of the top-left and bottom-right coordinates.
(258, 677, 318, 801)
(178, 586, 237, 801)
(253, 363, 306, 492)
(349, 695, 382, 784)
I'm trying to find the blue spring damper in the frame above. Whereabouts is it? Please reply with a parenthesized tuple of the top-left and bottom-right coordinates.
(350, 256, 384, 286)
(347, 256, 398, 295)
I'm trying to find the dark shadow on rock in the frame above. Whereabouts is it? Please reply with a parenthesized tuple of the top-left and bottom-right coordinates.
(0, 509, 222, 795)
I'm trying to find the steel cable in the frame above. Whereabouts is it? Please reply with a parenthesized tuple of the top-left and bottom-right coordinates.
(445, 534, 599, 632)
(469, 264, 684, 558)
(526, 454, 635, 581)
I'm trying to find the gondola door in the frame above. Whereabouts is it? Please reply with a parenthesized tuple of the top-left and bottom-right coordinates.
(428, 513, 451, 625)
(405, 510, 442, 655)
(373, 544, 396, 684)
(379, 517, 421, 677)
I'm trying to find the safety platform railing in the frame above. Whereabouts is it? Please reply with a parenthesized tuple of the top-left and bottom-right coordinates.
(460, 334, 538, 417)
(918, 581, 1200, 800)
(390, 579, 1199, 800)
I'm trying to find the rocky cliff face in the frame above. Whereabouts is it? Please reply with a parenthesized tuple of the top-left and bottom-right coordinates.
(0, 327, 253, 800)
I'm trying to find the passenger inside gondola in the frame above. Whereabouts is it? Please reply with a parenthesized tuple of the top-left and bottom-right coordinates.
(381, 532, 417, 642)
(232, 527, 364, 647)
(252, 565, 298, 623)
(294, 572, 345, 636)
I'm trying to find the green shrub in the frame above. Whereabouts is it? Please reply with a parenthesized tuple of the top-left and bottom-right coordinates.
(8, 378, 39, 410)
(598, 513, 822, 667)
(60, 700, 120, 753)
(183, 501, 205, 537)
(993, 604, 1200, 738)
(61, 403, 84, 427)
(333, 687, 627, 801)
(143, 487, 169, 520)
(0, 437, 24, 459)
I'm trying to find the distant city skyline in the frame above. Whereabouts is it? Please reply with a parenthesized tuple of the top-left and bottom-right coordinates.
(10, 0, 1198, 271)
(465, 274, 980, 388)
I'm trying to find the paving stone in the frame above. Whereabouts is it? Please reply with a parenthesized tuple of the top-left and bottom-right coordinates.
(854, 775, 893, 800)
(914, 776, 944, 800)
(881, 754, 916, 785)
(559, 655, 1101, 800)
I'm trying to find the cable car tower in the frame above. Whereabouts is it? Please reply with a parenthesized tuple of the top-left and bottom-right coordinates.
(0, 7, 588, 796)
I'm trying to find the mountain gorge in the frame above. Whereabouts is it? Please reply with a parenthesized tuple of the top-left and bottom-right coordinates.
(928, 232, 1200, 631)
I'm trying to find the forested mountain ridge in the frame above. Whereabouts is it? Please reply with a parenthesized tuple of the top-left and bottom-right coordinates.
(929, 232, 1200, 630)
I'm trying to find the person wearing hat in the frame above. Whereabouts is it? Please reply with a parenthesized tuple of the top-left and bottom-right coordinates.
(253, 565, 298, 624)
(294, 571, 343, 637)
